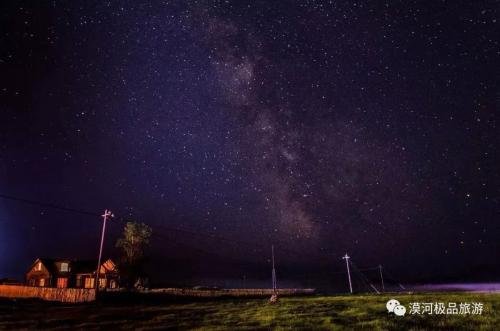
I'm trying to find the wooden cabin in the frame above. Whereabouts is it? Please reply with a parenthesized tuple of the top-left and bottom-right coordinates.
(26, 258, 119, 289)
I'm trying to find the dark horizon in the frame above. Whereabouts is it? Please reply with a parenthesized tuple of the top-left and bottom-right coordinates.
(1, 198, 498, 289)
(1, 0, 498, 288)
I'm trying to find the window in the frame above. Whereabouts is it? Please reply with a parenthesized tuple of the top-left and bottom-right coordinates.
(35, 262, 42, 271)
(84, 277, 95, 289)
(76, 276, 82, 288)
(57, 278, 68, 288)
(99, 278, 107, 289)
(39, 278, 45, 287)
(60, 262, 69, 272)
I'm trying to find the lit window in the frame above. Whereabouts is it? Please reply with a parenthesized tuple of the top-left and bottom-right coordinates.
(39, 278, 45, 287)
(60, 263, 69, 272)
(35, 262, 42, 271)
(84, 277, 95, 289)
(99, 278, 106, 288)
(57, 278, 68, 288)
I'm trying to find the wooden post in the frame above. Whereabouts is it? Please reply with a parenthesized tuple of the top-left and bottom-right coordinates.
(379, 265, 385, 292)
(95, 209, 113, 291)
(342, 254, 353, 294)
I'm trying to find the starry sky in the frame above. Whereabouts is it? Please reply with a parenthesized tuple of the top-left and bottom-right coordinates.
(0, 1, 498, 286)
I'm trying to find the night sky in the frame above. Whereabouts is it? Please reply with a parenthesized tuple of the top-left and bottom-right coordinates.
(1, 1, 499, 286)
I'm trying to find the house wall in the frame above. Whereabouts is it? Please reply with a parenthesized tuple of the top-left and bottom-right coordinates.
(26, 262, 51, 287)
(0, 285, 96, 303)
(24, 258, 120, 289)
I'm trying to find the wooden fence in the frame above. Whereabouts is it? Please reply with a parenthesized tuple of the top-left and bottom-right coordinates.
(0, 285, 96, 303)
(0, 285, 313, 302)
(149, 288, 315, 297)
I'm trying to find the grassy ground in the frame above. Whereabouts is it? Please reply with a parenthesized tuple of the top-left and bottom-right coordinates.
(0, 292, 498, 330)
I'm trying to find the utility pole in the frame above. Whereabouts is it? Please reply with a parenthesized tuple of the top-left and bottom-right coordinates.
(271, 245, 277, 293)
(95, 209, 113, 291)
(342, 253, 353, 294)
(378, 265, 385, 292)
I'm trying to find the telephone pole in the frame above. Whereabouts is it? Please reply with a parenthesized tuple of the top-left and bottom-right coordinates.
(342, 253, 353, 294)
(95, 209, 113, 291)
(378, 265, 385, 292)
(271, 245, 277, 293)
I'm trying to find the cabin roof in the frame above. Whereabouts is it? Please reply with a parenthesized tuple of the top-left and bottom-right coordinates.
(29, 258, 116, 276)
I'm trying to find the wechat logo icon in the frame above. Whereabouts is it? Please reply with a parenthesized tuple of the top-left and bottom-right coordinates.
(386, 299, 406, 316)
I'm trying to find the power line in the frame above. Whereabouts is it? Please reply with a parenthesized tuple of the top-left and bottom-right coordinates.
(0, 192, 402, 284)
(0, 193, 253, 267)
(349, 259, 380, 294)
(0, 192, 336, 262)
(0, 190, 386, 259)
(381, 267, 407, 290)
(0, 193, 99, 217)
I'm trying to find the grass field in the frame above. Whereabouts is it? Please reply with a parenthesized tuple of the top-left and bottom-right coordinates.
(0, 292, 499, 330)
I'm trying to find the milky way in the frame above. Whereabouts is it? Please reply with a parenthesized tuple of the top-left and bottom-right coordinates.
(0, 1, 498, 281)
